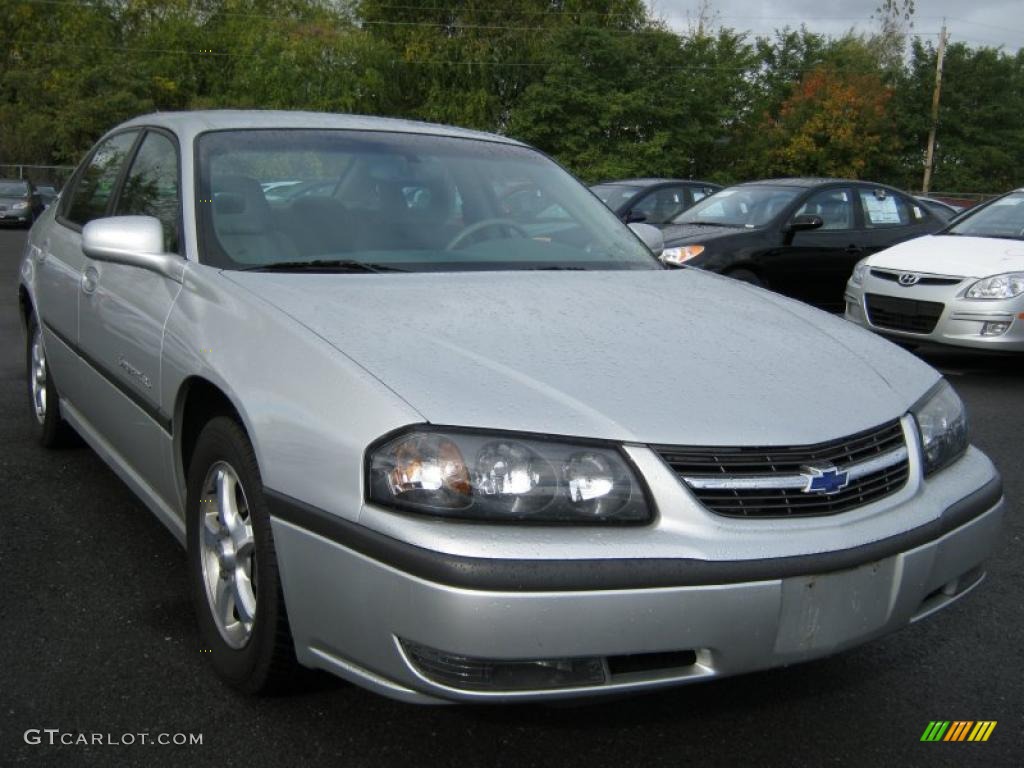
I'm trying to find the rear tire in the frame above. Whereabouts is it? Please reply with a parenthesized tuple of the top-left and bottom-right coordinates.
(187, 416, 299, 694)
(727, 269, 764, 287)
(25, 315, 77, 448)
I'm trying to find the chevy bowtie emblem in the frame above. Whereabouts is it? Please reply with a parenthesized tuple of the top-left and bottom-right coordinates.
(801, 464, 850, 494)
(898, 273, 921, 286)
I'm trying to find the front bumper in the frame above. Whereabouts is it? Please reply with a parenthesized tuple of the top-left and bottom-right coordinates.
(0, 210, 31, 225)
(845, 278, 1024, 352)
(268, 457, 1004, 703)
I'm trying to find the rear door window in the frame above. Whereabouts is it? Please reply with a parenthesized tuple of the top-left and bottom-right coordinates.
(859, 188, 912, 228)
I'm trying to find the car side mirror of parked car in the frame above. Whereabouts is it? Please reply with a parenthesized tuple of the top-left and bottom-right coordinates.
(82, 216, 184, 283)
(787, 214, 824, 232)
(628, 222, 664, 256)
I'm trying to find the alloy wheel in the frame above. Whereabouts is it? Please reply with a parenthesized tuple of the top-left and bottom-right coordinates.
(198, 462, 257, 649)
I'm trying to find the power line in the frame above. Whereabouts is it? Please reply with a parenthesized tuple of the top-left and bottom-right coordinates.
(13, 0, 1024, 40)
(11, 0, 648, 18)
(945, 16, 1024, 37)
(3, 1, 1019, 52)
(0, 0, 957, 41)
(0, 38, 941, 77)
(0, 0, 912, 35)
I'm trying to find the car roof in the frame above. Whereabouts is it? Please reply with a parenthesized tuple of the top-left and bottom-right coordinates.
(115, 110, 526, 147)
(593, 178, 721, 188)
(734, 177, 856, 188)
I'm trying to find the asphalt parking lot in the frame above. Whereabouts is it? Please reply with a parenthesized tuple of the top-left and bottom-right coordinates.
(0, 227, 1020, 767)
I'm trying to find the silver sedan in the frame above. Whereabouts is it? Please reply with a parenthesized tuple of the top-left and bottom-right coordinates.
(845, 189, 1024, 352)
(19, 111, 1003, 703)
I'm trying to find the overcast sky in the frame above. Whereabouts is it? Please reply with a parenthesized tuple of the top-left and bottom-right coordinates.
(651, 0, 1024, 53)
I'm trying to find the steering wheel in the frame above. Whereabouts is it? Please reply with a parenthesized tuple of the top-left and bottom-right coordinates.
(445, 218, 530, 251)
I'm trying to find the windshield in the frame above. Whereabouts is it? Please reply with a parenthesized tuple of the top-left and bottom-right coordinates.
(0, 181, 29, 197)
(590, 183, 642, 210)
(946, 191, 1024, 240)
(671, 186, 801, 228)
(196, 130, 659, 272)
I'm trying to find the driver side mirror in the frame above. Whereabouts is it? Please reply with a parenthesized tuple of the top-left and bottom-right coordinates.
(624, 210, 648, 224)
(787, 214, 824, 232)
(82, 215, 184, 283)
(628, 222, 664, 255)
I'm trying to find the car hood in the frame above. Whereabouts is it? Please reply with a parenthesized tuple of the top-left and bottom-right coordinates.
(659, 223, 749, 245)
(868, 234, 1024, 278)
(226, 268, 937, 446)
(0, 196, 28, 206)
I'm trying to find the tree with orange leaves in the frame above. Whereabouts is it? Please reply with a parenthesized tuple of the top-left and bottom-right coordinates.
(761, 66, 896, 179)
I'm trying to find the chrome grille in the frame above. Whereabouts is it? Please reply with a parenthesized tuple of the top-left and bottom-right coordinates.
(653, 420, 909, 518)
(869, 268, 963, 287)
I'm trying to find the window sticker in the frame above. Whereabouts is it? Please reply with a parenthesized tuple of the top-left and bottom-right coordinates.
(862, 192, 902, 224)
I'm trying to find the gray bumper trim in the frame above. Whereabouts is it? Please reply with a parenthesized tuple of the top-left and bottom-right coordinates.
(265, 473, 1002, 592)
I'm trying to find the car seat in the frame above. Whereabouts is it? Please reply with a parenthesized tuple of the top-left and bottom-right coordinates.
(212, 175, 298, 264)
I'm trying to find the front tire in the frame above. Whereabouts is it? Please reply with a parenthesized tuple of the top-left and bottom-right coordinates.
(187, 416, 298, 693)
(26, 316, 76, 447)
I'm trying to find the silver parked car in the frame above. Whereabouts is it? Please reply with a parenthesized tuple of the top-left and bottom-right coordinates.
(846, 189, 1024, 352)
(19, 111, 1003, 703)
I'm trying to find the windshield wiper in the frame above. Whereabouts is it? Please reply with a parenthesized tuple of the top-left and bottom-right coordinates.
(677, 220, 732, 227)
(239, 259, 408, 273)
(527, 265, 590, 270)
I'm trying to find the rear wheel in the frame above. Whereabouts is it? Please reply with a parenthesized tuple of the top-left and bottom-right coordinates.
(26, 316, 76, 448)
(187, 416, 298, 693)
(727, 269, 764, 288)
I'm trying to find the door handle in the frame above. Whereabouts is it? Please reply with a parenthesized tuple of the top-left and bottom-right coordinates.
(81, 265, 99, 294)
(845, 245, 863, 254)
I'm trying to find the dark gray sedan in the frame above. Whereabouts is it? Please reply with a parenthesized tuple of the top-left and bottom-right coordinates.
(591, 178, 721, 226)
(0, 179, 44, 227)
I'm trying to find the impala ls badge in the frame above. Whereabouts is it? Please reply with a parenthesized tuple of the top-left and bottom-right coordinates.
(898, 273, 921, 286)
(118, 356, 152, 389)
(800, 464, 850, 495)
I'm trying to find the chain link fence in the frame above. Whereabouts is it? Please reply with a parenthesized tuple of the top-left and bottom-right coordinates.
(0, 164, 75, 189)
(914, 191, 1001, 209)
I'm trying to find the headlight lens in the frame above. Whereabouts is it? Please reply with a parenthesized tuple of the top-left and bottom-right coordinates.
(911, 381, 968, 476)
(965, 272, 1024, 299)
(850, 258, 869, 286)
(368, 429, 651, 523)
(12, 201, 29, 210)
(660, 244, 704, 266)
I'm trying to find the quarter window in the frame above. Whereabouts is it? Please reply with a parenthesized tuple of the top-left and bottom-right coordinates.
(632, 186, 690, 225)
(64, 131, 139, 227)
(115, 132, 181, 253)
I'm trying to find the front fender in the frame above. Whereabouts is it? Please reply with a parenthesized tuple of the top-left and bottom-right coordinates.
(161, 263, 424, 522)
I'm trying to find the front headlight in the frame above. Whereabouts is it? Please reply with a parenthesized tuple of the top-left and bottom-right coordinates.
(911, 381, 968, 476)
(661, 244, 705, 266)
(965, 272, 1024, 299)
(367, 428, 652, 523)
(12, 201, 29, 211)
(850, 258, 869, 286)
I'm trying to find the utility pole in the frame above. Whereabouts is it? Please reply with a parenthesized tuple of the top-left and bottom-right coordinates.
(922, 22, 948, 194)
